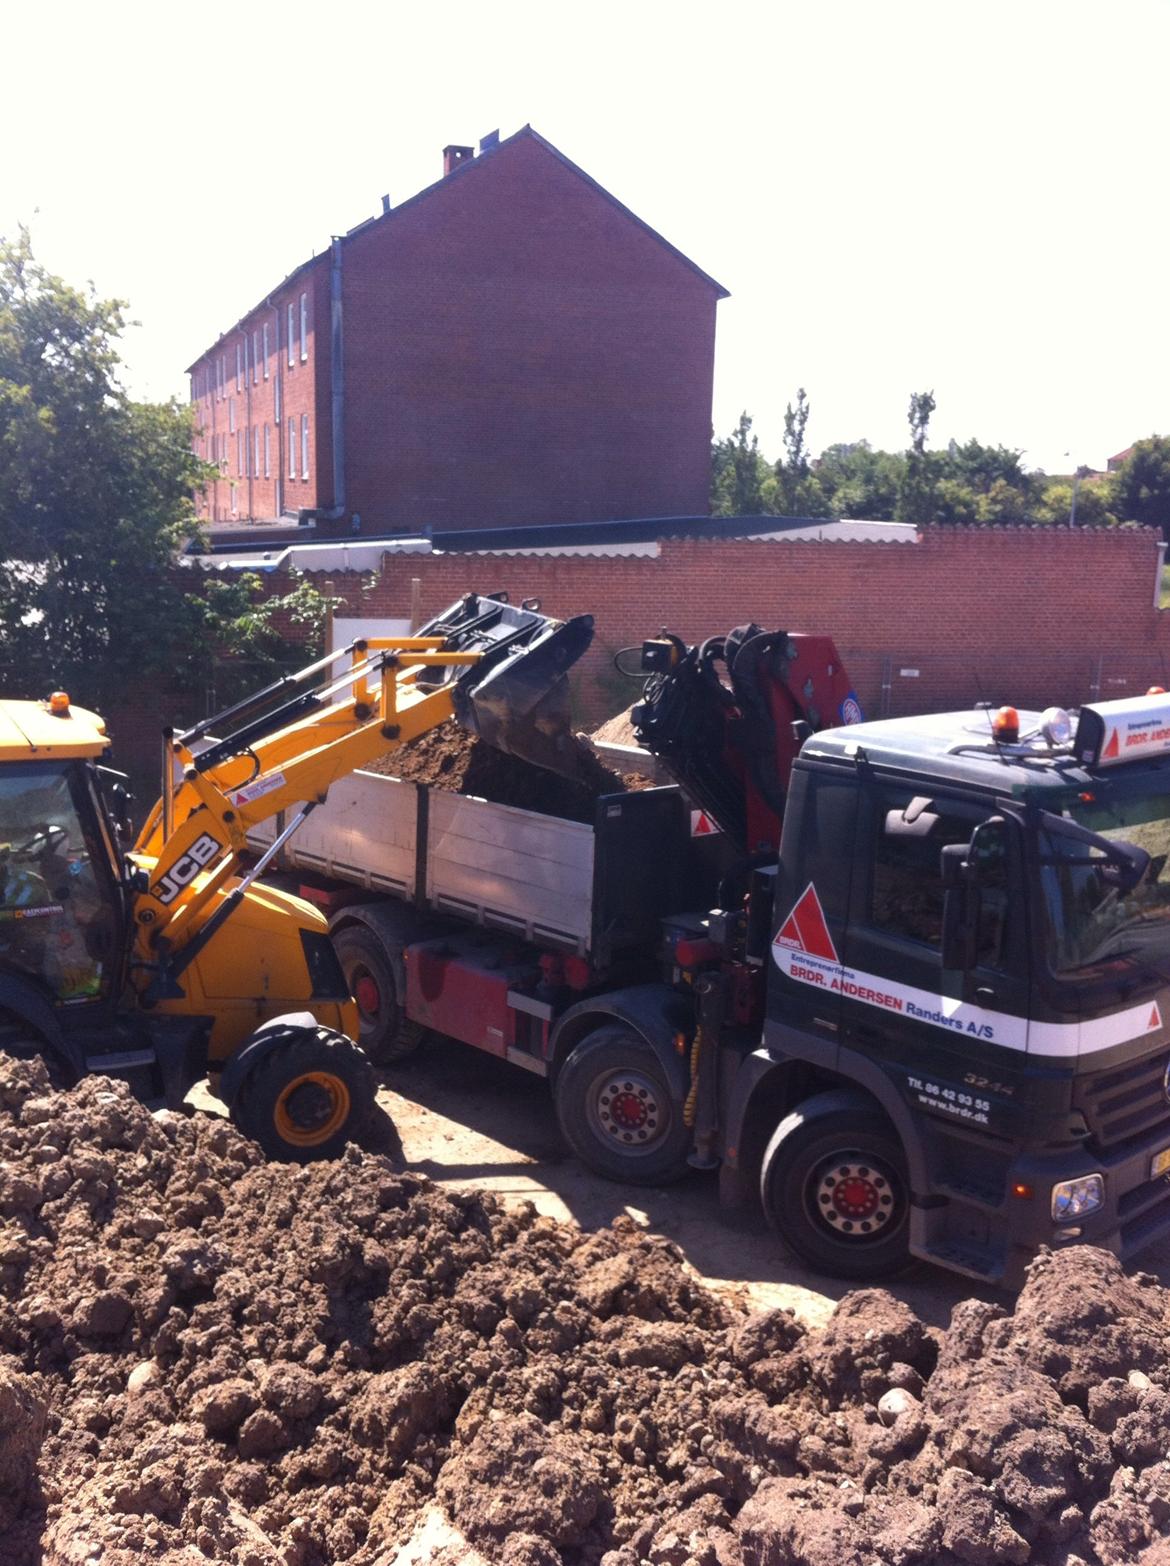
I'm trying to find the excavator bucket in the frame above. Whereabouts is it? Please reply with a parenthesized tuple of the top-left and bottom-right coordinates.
(417, 594, 595, 777)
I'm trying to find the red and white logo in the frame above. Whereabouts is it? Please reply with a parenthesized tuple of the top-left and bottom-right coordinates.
(689, 809, 721, 837)
(1102, 728, 1121, 761)
(774, 883, 839, 963)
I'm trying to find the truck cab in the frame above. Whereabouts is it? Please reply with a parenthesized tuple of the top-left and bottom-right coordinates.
(752, 695, 1170, 1285)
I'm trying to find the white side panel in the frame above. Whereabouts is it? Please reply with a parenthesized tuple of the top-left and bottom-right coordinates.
(246, 770, 418, 898)
(427, 790, 594, 952)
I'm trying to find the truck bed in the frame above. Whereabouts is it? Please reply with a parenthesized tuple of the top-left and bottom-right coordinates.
(249, 768, 696, 958)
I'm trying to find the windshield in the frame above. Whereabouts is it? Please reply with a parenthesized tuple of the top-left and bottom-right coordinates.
(0, 762, 115, 1001)
(1040, 787, 1170, 975)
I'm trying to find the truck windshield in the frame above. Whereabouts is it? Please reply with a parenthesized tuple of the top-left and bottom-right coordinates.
(1040, 790, 1170, 975)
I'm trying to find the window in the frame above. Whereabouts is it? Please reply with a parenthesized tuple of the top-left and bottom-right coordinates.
(288, 417, 296, 478)
(237, 430, 244, 476)
(243, 335, 249, 385)
(190, 376, 196, 404)
(299, 293, 308, 362)
(219, 356, 226, 399)
(254, 426, 262, 480)
(236, 342, 242, 391)
(228, 397, 235, 434)
(301, 414, 309, 479)
(264, 424, 271, 479)
(252, 330, 260, 386)
(870, 790, 1007, 963)
(273, 373, 280, 422)
(263, 322, 270, 379)
(288, 304, 294, 368)
(231, 480, 238, 514)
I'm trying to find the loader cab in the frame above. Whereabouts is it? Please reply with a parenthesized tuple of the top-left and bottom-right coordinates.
(0, 700, 125, 1009)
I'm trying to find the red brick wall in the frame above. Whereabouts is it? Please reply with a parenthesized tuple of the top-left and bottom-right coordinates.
(340, 525, 1170, 724)
(337, 133, 720, 532)
(102, 526, 1170, 803)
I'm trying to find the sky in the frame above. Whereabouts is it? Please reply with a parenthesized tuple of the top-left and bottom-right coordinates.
(4, 0, 1167, 475)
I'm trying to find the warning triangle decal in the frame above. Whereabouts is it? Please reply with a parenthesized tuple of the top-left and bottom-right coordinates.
(1103, 728, 1120, 760)
(774, 884, 840, 963)
(1150, 1002, 1162, 1031)
(690, 810, 720, 837)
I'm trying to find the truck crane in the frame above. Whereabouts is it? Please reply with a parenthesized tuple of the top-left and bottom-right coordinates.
(255, 617, 1170, 1287)
(0, 593, 592, 1160)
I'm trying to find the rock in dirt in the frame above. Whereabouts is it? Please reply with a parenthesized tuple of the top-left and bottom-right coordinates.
(7, 1050, 1170, 1565)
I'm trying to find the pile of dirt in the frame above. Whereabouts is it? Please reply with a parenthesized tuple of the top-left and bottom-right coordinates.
(5, 1056, 1170, 1566)
(367, 723, 652, 823)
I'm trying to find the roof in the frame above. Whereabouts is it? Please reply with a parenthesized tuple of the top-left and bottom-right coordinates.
(185, 514, 916, 570)
(803, 709, 1091, 797)
(0, 700, 110, 761)
(187, 126, 728, 372)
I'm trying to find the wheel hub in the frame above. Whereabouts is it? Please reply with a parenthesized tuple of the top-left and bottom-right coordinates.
(815, 1158, 896, 1237)
(595, 1072, 663, 1146)
(354, 974, 380, 1018)
(284, 1080, 334, 1132)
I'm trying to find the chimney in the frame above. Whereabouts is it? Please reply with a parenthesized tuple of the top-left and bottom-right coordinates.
(381, 194, 391, 215)
(443, 144, 474, 177)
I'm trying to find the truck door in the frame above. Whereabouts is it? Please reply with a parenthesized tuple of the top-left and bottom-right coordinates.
(769, 767, 860, 1049)
(842, 785, 1029, 1094)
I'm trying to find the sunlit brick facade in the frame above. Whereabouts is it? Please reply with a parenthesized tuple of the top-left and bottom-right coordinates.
(186, 128, 726, 535)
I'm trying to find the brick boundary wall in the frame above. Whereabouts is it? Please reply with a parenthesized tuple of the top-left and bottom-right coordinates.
(339, 524, 1170, 724)
(94, 524, 1170, 799)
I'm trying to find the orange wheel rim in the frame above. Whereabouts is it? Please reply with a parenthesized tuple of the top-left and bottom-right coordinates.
(273, 1071, 351, 1147)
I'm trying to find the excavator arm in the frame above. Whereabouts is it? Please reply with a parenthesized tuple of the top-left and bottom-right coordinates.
(129, 593, 592, 984)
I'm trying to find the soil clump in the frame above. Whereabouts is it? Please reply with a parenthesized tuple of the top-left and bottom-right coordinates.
(5, 1055, 1170, 1565)
(366, 723, 652, 823)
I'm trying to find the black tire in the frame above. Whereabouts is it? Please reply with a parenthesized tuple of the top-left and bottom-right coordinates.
(333, 927, 425, 1066)
(760, 1105, 912, 1280)
(232, 1025, 376, 1163)
(555, 1025, 691, 1186)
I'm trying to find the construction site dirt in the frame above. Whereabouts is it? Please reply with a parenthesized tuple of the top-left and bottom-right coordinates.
(7, 1053, 1170, 1566)
(365, 723, 653, 822)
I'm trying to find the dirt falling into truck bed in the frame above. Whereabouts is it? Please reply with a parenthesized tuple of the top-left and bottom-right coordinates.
(365, 722, 653, 824)
(5, 1058, 1170, 1566)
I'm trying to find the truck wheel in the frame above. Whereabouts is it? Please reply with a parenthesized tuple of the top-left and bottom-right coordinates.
(760, 1105, 911, 1280)
(333, 927, 425, 1066)
(233, 1026, 375, 1163)
(556, 1025, 691, 1186)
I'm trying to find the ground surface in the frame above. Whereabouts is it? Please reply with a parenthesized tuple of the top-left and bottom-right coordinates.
(369, 1034, 1003, 1333)
(9, 1055, 1170, 1566)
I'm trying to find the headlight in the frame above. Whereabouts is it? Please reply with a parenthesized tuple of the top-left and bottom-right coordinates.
(1051, 1174, 1104, 1221)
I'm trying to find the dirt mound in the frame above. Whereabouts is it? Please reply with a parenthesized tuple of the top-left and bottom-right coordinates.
(367, 723, 651, 824)
(6, 1055, 1170, 1565)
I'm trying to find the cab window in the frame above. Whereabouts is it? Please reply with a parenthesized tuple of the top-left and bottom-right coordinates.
(0, 763, 114, 1001)
(870, 790, 1008, 964)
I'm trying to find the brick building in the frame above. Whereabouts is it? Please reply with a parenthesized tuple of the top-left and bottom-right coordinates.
(186, 128, 727, 536)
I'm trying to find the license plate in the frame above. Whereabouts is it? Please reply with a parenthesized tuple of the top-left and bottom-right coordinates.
(1151, 1146, 1170, 1180)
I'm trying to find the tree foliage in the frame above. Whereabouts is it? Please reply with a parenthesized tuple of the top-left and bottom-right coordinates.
(710, 384, 1159, 534)
(1111, 437, 1170, 539)
(0, 230, 329, 708)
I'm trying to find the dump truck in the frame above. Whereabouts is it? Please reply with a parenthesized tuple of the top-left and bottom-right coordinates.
(256, 620, 1170, 1286)
(0, 593, 592, 1160)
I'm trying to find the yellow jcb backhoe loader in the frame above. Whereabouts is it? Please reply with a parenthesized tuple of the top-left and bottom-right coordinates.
(0, 593, 592, 1159)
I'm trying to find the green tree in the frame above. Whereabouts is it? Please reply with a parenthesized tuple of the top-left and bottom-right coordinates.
(0, 230, 330, 710)
(774, 388, 831, 516)
(814, 442, 904, 520)
(1035, 477, 1117, 528)
(1112, 436, 1170, 538)
(895, 389, 938, 525)
(711, 411, 768, 515)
